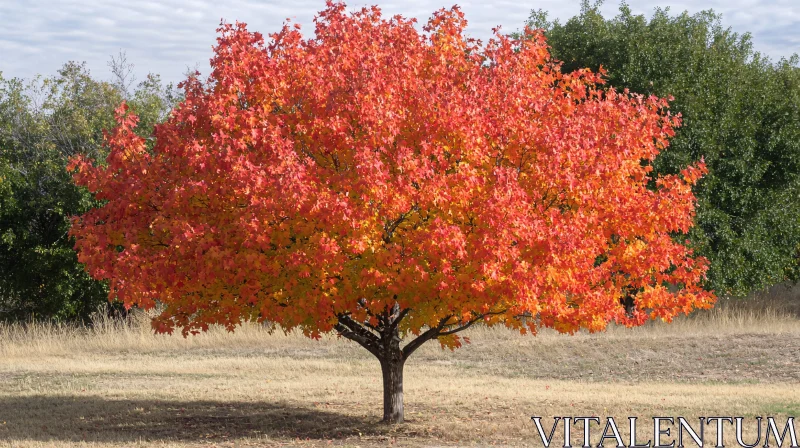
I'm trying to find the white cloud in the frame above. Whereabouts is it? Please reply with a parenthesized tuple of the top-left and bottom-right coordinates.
(0, 0, 797, 86)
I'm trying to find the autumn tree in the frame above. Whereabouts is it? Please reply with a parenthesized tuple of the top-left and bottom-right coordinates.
(69, 3, 714, 423)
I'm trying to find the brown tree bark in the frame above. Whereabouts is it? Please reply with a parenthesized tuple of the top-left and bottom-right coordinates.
(378, 317, 406, 423)
(379, 351, 405, 423)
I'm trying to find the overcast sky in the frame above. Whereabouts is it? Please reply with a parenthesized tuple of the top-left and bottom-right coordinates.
(1, 0, 797, 86)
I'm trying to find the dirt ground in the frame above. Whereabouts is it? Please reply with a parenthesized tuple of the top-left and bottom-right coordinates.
(0, 303, 798, 447)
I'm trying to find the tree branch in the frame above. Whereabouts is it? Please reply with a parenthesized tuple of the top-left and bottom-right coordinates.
(338, 313, 381, 342)
(334, 322, 381, 358)
(437, 316, 483, 336)
(438, 309, 508, 336)
(401, 315, 453, 359)
(388, 307, 411, 332)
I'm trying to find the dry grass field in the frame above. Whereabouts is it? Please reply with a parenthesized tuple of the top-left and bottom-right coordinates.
(1, 290, 799, 447)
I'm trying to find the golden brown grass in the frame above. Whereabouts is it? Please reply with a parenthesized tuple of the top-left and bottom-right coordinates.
(0, 297, 798, 447)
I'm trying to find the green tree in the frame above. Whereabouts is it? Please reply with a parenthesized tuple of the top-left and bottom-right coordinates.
(0, 61, 178, 321)
(522, 2, 800, 296)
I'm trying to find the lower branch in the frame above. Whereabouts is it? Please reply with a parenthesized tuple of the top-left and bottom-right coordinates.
(401, 315, 453, 359)
(334, 320, 381, 358)
(401, 309, 510, 357)
(438, 309, 508, 336)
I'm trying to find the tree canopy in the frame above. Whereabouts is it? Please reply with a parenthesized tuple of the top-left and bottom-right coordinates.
(69, 3, 713, 422)
(524, 1, 800, 296)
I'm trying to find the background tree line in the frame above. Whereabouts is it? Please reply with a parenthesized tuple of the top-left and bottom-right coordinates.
(1, 1, 799, 322)
(0, 56, 179, 321)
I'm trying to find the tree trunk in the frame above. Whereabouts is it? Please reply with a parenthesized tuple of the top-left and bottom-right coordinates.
(335, 306, 436, 425)
(380, 355, 405, 423)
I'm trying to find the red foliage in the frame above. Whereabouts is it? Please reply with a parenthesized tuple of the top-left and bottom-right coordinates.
(69, 2, 714, 346)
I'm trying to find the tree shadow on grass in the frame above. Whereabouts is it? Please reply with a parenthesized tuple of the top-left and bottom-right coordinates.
(0, 395, 398, 443)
